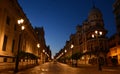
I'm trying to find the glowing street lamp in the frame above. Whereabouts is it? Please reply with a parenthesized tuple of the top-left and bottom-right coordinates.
(14, 19, 24, 73)
(92, 30, 102, 38)
(21, 25, 25, 30)
(37, 43, 40, 48)
(37, 43, 40, 64)
(42, 49, 45, 63)
(92, 30, 103, 71)
(71, 44, 74, 49)
(65, 50, 67, 53)
(17, 19, 24, 24)
(43, 49, 45, 53)
(71, 44, 74, 66)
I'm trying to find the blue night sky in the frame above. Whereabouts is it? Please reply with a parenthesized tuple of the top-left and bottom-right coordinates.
(18, 0, 116, 57)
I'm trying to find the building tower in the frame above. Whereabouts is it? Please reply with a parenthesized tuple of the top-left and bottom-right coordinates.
(34, 27, 46, 47)
(82, 2, 108, 64)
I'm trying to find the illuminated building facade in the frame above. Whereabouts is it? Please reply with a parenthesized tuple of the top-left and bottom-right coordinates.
(55, 5, 108, 65)
(34, 27, 52, 63)
(107, 0, 120, 65)
(0, 0, 51, 70)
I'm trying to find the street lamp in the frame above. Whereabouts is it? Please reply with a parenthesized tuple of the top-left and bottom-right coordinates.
(71, 44, 74, 66)
(65, 49, 67, 53)
(37, 43, 40, 48)
(64, 49, 67, 63)
(43, 49, 45, 53)
(14, 19, 24, 73)
(37, 43, 40, 56)
(37, 43, 40, 64)
(92, 30, 103, 71)
(92, 30, 102, 38)
(92, 30, 102, 53)
(43, 49, 45, 63)
(37, 43, 40, 54)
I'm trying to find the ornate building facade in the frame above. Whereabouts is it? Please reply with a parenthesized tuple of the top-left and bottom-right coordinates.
(55, 4, 108, 65)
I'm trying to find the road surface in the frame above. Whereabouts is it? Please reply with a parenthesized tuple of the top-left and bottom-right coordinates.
(1, 62, 119, 74)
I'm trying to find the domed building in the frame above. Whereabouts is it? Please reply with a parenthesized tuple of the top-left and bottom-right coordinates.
(88, 5, 104, 27)
(75, 4, 108, 65)
(55, 2, 109, 66)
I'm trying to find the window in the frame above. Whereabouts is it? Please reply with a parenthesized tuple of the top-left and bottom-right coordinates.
(14, 24, 17, 31)
(2, 35, 8, 51)
(11, 39, 15, 52)
(6, 16, 10, 25)
(4, 58, 7, 62)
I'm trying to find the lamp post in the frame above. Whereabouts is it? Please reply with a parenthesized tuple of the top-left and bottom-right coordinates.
(43, 49, 45, 63)
(92, 30, 103, 71)
(71, 44, 74, 66)
(37, 43, 40, 56)
(92, 30, 102, 56)
(64, 49, 67, 63)
(37, 43, 40, 64)
(14, 19, 24, 73)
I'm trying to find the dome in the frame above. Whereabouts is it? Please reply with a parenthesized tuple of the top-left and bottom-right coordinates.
(88, 7, 102, 17)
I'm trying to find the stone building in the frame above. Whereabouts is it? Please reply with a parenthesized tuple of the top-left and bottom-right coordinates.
(107, 0, 120, 65)
(107, 34, 120, 65)
(34, 27, 52, 63)
(55, 4, 108, 65)
(0, 0, 51, 70)
(77, 5, 108, 64)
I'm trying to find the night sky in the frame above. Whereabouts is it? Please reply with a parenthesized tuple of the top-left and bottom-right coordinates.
(18, 0, 116, 57)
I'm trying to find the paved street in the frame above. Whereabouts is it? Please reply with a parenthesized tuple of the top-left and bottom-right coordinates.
(0, 62, 120, 74)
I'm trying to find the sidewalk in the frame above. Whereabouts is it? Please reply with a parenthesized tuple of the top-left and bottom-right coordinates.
(58, 63, 120, 74)
(103, 65, 120, 71)
(0, 64, 38, 73)
(76, 64, 120, 72)
(0, 63, 14, 73)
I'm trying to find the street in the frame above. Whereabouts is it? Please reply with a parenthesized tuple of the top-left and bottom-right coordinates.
(0, 62, 120, 74)
(17, 62, 78, 74)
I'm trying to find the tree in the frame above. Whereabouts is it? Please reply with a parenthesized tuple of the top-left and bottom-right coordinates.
(71, 52, 83, 66)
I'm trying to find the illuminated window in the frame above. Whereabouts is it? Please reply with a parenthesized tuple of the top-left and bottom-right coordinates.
(2, 35, 8, 51)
